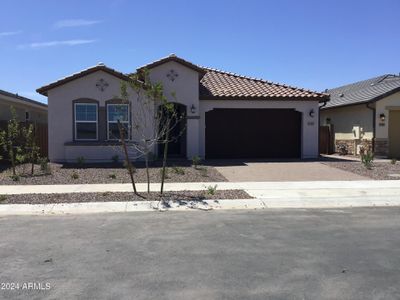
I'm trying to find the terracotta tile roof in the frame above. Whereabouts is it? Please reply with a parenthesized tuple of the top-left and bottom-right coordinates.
(199, 67, 328, 101)
(37, 63, 129, 96)
(37, 55, 328, 101)
(137, 54, 206, 75)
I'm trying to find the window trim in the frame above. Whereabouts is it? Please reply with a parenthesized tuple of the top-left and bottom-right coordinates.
(107, 103, 130, 141)
(74, 103, 98, 141)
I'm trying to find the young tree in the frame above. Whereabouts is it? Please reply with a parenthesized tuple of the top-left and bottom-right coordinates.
(118, 69, 185, 196)
(22, 123, 40, 175)
(0, 107, 21, 175)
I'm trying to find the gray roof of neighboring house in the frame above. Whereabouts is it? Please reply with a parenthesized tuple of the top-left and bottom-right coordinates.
(324, 74, 400, 109)
(0, 89, 47, 109)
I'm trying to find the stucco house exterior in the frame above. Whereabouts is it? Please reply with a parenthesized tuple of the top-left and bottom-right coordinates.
(320, 74, 400, 158)
(37, 54, 328, 163)
(0, 89, 47, 124)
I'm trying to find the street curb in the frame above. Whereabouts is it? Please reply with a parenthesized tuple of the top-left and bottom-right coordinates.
(1, 196, 400, 216)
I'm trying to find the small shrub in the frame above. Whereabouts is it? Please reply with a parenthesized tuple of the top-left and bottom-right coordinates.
(71, 171, 79, 180)
(38, 157, 51, 174)
(76, 156, 85, 166)
(198, 166, 208, 177)
(361, 151, 374, 170)
(206, 185, 217, 196)
(109, 173, 117, 179)
(172, 165, 185, 175)
(10, 174, 20, 181)
(391, 158, 397, 165)
(0, 195, 7, 202)
(192, 156, 201, 169)
(111, 155, 119, 164)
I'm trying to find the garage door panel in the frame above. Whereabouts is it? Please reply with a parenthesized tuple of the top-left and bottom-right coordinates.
(205, 109, 301, 159)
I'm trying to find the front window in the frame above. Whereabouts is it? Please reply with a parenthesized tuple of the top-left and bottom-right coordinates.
(74, 103, 98, 140)
(107, 104, 129, 140)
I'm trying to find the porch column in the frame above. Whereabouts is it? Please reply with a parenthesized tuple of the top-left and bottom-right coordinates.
(186, 116, 200, 159)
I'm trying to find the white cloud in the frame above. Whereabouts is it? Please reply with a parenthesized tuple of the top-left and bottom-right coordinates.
(0, 30, 22, 37)
(54, 19, 102, 29)
(18, 39, 96, 49)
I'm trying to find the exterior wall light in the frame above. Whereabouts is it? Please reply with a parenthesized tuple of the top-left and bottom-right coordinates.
(190, 104, 196, 114)
(309, 109, 315, 118)
(380, 113, 386, 122)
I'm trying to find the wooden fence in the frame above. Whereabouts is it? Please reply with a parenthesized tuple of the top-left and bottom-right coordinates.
(0, 121, 48, 160)
(319, 125, 334, 155)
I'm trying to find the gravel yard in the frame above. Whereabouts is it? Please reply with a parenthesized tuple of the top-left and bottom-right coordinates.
(0, 162, 226, 185)
(322, 161, 400, 180)
(0, 190, 251, 205)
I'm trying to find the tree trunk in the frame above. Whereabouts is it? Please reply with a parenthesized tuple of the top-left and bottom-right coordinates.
(160, 124, 170, 195)
(118, 121, 138, 195)
(10, 145, 15, 176)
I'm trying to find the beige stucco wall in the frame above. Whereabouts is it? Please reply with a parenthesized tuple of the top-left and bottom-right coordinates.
(47, 70, 144, 162)
(46, 64, 321, 162)
(375, 91, 400, 139)
(200, 100, 320, 159)
(148, 61, 200, 159)
(0, 98, 47, 124)
(320, 104, 374, 140)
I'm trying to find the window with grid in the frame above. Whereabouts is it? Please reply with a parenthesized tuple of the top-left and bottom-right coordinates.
(74, 103, 98, 140)
(107, 104, 129, 140)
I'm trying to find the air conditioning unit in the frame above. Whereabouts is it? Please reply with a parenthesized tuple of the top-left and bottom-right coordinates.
(352, 126, 360, 140)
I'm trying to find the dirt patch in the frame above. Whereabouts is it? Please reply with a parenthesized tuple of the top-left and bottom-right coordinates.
(322, 161, 400, 180)
(0, 162, 226, 185)
(0, 190, 252, 205)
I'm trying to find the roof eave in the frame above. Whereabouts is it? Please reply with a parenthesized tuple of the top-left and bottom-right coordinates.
(36, 66, 130, 96)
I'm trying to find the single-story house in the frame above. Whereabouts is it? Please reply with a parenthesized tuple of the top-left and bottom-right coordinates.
(37, 54, 328, 163)
(0, 89, 47, 124)
(320, 74, 400, 158)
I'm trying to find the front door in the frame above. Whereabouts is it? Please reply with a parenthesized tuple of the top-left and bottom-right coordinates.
(389, 110, 400, 158)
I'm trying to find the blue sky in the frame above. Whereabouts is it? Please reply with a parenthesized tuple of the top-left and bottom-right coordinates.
(1, 0, 399, 104)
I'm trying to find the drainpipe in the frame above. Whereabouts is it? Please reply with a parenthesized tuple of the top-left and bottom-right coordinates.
(366, 102, 376, 152)
(318, 98, 329, 155)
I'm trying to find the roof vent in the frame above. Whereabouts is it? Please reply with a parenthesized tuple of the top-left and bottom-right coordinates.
(169, 53, 176, 57)
(339, 93, 344, 97)
(97, 62, 105, 66)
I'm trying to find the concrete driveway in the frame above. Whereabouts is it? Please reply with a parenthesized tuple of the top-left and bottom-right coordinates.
(212, 160, 369, 182)
(1, 209, 400, 299)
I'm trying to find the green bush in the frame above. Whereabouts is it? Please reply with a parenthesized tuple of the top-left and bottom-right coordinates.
(0, 195, 7, 202)
(71, 171, 79, 180)
(10, 174, 20, 181)
(361, 151, 374, 170)
(38, 157, 51, 174)
(111, 155, 119, 164)
(76, 156, 85, 166)
(192, 156, 201, 169)
(172, 165, 185, 175)
(109, 173, 117, 179)
(391, 158, 397, 165)
(206, 185, 217, 196)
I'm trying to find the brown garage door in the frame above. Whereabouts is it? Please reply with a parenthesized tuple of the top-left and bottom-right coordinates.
(205, 109, 301, 159)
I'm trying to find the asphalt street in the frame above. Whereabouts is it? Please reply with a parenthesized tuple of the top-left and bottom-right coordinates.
(1, 208, 400, 300)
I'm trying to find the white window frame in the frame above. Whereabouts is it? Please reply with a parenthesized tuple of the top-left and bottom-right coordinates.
(74, 103, 98, 141)
(107, 103, 130, 140)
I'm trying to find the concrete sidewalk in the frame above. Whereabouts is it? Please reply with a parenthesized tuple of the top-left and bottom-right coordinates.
(1, 180, 400, 195)
(0, 180, 400, 216)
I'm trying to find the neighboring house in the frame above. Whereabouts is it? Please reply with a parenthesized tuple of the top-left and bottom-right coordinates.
(320, 74, 400, 158)
(0, 89, 47, 124)
(37, 54, 328, 163)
